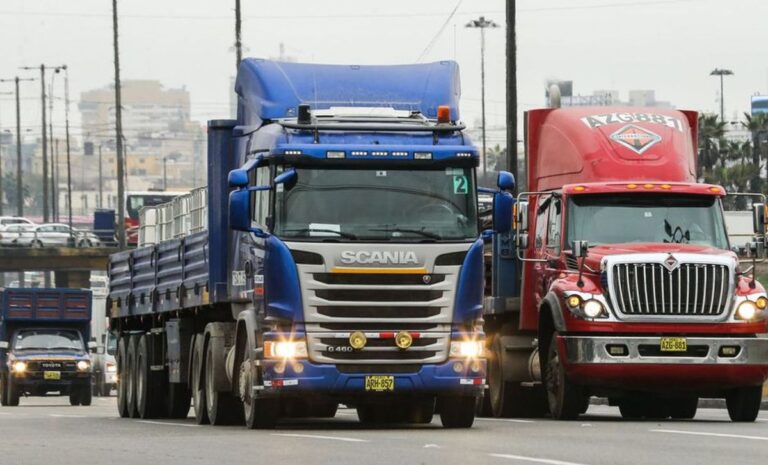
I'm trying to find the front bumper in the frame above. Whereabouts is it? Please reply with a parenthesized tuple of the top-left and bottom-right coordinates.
(257, 359, 486, 399)
(11, 371, 91, 390)
(560, 334, 768, 389)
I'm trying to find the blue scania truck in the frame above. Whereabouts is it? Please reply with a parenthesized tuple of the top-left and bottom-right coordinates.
(107, 59, 487, 428)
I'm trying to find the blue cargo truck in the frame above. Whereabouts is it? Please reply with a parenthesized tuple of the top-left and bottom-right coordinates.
(107, 59, 487, 428)
(0, 288, 94, 406)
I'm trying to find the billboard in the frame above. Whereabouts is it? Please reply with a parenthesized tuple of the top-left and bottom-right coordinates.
(751, 95, 768, 115)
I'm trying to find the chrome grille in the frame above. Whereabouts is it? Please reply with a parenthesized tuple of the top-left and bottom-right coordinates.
(306, 329, 450, 364)
(611, 262, 730, 317)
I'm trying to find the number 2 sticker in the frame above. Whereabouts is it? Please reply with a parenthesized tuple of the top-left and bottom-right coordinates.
(453, 175, 468, 194)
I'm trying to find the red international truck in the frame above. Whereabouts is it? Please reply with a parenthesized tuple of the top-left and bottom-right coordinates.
(483, 106, 768, 422)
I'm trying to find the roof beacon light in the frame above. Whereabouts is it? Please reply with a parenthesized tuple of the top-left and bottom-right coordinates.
(437, 105, 451, 124)
(297, 104, 311, 125)
(414, 152, 433, 160)
(326, 151, 345, 159)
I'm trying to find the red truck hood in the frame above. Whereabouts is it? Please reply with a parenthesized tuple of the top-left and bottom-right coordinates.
(582, 242, 735, 269)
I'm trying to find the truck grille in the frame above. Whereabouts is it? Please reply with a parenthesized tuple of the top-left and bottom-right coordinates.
(610, 262, 731, 317)
(306, 330, 450, 364)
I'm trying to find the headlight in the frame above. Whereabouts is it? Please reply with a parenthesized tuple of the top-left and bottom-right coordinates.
(583, 300, 605, 318)
(737, 300, 758, 320)
(12, 361, 27, 373)
(106, 363, 117, 373)
(264, 340, 308, 359)
(77, 360, 90, 371)
(449, 340, 484, 358)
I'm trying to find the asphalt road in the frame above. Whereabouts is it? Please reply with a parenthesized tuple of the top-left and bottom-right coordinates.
(2, 397, 768, 465)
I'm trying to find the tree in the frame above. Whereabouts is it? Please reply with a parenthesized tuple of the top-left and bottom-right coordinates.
(698, 113, 726, 178)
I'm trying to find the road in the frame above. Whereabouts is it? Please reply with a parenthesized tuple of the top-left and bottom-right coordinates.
(2, 397, 768, 465)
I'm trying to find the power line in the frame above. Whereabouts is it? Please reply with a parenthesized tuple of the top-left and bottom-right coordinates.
(416, 0, 462, 62)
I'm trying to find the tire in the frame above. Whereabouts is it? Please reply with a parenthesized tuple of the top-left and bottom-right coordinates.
(618, 397, 669, 420)
(726, 386, 762, 422)
(407, 398, 434, 424)
(240, 360, 280, 429)
(669, 397, 698, 420)
(32, 240, 43, 248)
(0, 375, 7, 406)
(438, 395, 476, 428)
(192, 335, 209, 425)
(543, 332, 586, 420)
(6, 378, 19, 406)
(101, 383, 112, 397)
(126, 334, 140, 418)
(116, 336, 130, 417)
(136, 334, 162, 419)
(166, 383, 192, 419)
(79, 385, 92, 406)
(69, 388, 81, 406)
(487, 335, 548, 418)
(204, 339, 244, 425)
(618, 398, 643, 419)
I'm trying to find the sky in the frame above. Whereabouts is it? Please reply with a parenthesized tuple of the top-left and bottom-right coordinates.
(0, 0, 766, 146)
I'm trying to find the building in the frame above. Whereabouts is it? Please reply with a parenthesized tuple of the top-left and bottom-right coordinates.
(546, 81, 672, 108)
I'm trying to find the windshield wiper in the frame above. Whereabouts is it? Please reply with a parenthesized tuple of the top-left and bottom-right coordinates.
(368, 226, 442, 240)
(282, 228, 358, 240)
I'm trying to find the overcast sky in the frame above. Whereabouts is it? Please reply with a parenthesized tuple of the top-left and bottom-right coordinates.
(0, 0, 766, 145)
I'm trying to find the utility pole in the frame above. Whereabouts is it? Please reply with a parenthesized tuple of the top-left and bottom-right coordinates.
(0, 90, 13, 216)
(0, 76, 34, 217)
(506, 0, 518, 192)
(61, 66, 73, 232)
(235, 0, 243, 69)
(113, 0, 126, 249)
(466, 16, 499, 182)
(710, 68, 734, 123)
(98, 144, 103, 208)
(48, 75, 56, 221)
(163, 156, 168, 190)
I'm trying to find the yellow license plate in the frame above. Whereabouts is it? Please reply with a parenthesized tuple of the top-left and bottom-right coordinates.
(660, 337, 687, 352)
(44, 371, 61, 380)
(365, 375, 395, 392)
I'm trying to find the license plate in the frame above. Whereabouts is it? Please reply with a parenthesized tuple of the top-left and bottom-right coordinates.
(44, 371, 61, 380)
(660, 337, 687, 352)
(364, 375, 395, 392)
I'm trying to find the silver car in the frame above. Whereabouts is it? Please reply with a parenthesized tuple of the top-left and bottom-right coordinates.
(0, 224, 36, 247)
(31, 223, 102, 247)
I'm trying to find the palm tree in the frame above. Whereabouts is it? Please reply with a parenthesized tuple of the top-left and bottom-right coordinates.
(741, 113, 768, 193)
(698, 113, 726, 178)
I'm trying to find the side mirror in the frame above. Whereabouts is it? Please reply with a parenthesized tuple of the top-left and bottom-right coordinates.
(0, 341, 8, 350)
(229, 189, 251, 232)
(492, 192, 514, 234)
(497, 171, 515, 192)
(87, 341, 98, 350)
(274, 168, 297, 185)
(753, 203, 766, 235)
(228, 169, 249, 188)
(572, 240, 589, 258)
(517, 200, 530, 232)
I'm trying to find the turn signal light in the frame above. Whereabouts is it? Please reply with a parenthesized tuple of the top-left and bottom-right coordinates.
(437, 105, 451, 123)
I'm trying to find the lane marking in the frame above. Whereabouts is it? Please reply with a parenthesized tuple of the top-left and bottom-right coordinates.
(49, 414, 86, 418)
(490, 453, 590, 465)
(476, 417, 536, 424)
(651, 429, 768, 442)
(137, 420, 199, 428)
(272, 433, 369, 443)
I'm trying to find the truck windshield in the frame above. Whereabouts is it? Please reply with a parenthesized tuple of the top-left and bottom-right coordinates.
(13, 330, 84, 352)
(274, 167, 478, 241)
(567, 194, 729, 249)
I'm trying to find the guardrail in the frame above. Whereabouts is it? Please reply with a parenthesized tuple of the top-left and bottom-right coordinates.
(0, 228, 117, 248)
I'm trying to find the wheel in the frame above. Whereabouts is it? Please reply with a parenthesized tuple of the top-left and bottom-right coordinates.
(618, 398, 644, 419)
(192, 335, 209, 425)
(69, 388, 81, 406)
(726, 386, 762, 422)
(166, 383, 192, 419)
(356, 404, 387, 424)
(0, 375, 6, 406)
(79, 385, 92, 406)
(618, 397, 669, 419)
(116, 336, 130, 417)
(101, 383, 112, 397)
(310, 402, 339, 418)
(31, 240, 43, 248)
(239, 360, 280, 429)
(487, 335, 548, 418)
(136, 334, 162, 419)
(543, 332, 586, 420)
(669, 397, 698, 419)
(204, 338, 244, 425)
(438, 395, 476, 428)
(126, 334, 140, 418)
(406, 398, 435, 424)
(3, 375, 19, 406)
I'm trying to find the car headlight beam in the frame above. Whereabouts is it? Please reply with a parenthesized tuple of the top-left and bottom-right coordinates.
(12, 361, 26, 373)
(77, 360, 90, 371)
(449, 340, 484, 358)
(737, 300, 758, 320)
(264, 340, 308, 359)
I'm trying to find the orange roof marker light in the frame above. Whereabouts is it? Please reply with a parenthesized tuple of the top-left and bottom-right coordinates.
(573, 186, 586, 192)
(643, 183, 654, 189)
(660, 184, 672, 190)
(627, 184, 638, 189)
(708, 186, 723, 194)
(437, 105, 451, 124)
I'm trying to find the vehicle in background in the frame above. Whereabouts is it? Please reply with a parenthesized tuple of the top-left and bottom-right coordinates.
(90, 276, 109, 297)
(0, 288, 95, 406)
(30, 223, 102, 248)
(724, 210, 755, 255)
(482, 105, 768, 423)
(0, 217, 35, 228)
(108, 59, 486, 429)
(0, 224, 36, 247)
(91, 331, 117, 397)
(125, 191, 180, 245)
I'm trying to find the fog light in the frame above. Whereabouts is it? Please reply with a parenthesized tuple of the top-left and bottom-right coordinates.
(292, 362, 304, 374)
(737, 301, 758, 320)
(12, 361, 26, 373)
(757, 297, 768, 310)
(566, 295, 581, 308)
(273, 362, 286, 374)
(470, 360, 482, 373)
(606, 344, 628, 356)
(395, 331, 413, 349)
(453, 362, 464, 373)
(719, 346, 740, 357)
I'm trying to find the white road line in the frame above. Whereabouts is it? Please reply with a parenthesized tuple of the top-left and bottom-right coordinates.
(137, 420, 200, 428)
(49, 414, 86, 418)
(271, 433, 369, 443)
(489, 453, 590, 465)
(476, 417, 536, 424)
(650, 429, 768, 442)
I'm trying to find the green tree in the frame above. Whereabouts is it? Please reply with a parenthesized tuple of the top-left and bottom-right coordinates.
(698, 113, 726, 178)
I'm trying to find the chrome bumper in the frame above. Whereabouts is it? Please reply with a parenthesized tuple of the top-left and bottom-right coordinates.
(563, 335, 768, 365)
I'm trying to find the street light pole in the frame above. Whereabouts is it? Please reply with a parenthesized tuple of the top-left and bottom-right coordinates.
(710, 68, 734, 122)
(48, 74, 56, 221)
(112, 0, 126, 249)
(235, 0, 243, 69)
(506, 0, 518, 192)
(466, 16, 499, 181)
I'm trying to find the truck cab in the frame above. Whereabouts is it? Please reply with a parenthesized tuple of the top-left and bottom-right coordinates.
(0, 289, 95, 406)
(485, 107, 768, 422)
